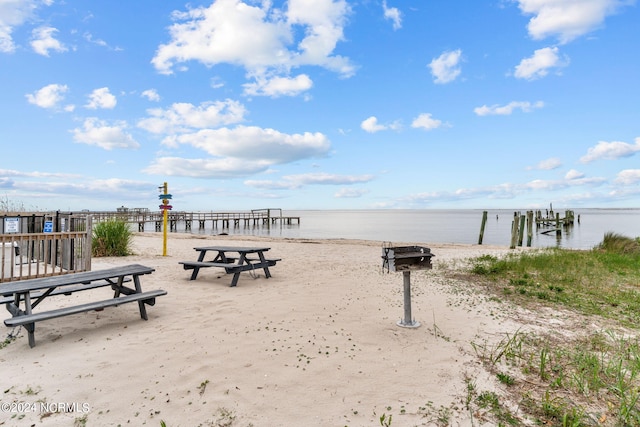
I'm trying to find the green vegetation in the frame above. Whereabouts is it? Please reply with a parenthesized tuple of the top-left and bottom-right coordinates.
(596, 231, 640, 255)
(198, 379, 209, 396)
(470, 233, 640, 327)
(0, 336, 16, 349)
(91, 219, 132, 257)
(379, 413, 392, 427)
(462, 232, 640, 426)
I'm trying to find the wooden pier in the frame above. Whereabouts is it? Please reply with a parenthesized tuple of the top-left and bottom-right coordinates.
(89, 208, 300, 232)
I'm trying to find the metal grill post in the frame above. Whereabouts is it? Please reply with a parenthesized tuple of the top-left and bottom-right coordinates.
(398, 271, 420, 328)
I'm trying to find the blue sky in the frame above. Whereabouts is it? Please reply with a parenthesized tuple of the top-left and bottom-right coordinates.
(1, 0, 639, 212)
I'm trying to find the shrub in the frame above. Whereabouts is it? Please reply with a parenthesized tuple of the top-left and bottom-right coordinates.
(92, 219, 132, 257)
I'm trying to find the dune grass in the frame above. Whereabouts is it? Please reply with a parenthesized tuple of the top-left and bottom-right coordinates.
(463, 232, 640, 426)
(470, 233, 640, 327)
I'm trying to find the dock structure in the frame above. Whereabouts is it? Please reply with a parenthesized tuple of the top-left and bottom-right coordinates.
(534, 208, 576, 231)
(480, 206, 578, 249)
(510, 207, 576, 248)
(89, 208, 300, 232)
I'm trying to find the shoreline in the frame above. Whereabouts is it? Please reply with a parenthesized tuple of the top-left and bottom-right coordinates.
(139, 230, 521, 250)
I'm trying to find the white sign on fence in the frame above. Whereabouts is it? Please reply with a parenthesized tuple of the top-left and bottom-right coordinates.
(4, 217, 19, 233)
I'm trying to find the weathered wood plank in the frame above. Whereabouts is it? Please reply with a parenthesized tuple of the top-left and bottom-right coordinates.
(0, 278, 131, 305)
(4, 290, 167, 327)
(0, 264, 154, 296)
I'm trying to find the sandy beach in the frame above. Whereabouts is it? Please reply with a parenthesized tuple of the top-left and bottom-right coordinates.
(0, 233, 532, 426)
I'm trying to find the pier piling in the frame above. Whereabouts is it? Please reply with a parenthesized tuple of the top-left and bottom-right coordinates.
(478, 211, 488, 245)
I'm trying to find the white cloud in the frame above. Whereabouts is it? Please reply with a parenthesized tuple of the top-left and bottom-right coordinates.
(147, 162, 370, 182)
(525, 179, 552, 191)
(30, 26, 66, 56)
(89, 179, 152, 195)
(580, 138, 640, 163)
(514, 46, 568, 80)
(382, 1, 402, 30)
(85, 87, 117, 109)
(25, 83, 68, 109)
(565, 169, 585, 180)
(72, 118, 140, 150)
(210, 76, 225, 89)
(401, 171, 610, 205)
(615, 169, 640, 185)
(290, 172, 374, 185)
(411, 113, 443, 130)
(516, 0, 632, 44)
(0, 0, 41, 53)
(525, 176, 606, 190)
(428, 49, 462, 84)
(526, 157, 562, 170)
(607, 187, 640, 200)
(360, 116, 401, 133)
(246, 173, 374, 190)
(243, 74, 313, 97)
(138, 99, 331, 179)
(335, 188, 368, 198)
(141, 89, 161, 102)
(151, 0, 354, 97)
(361, 116, 385, 133)
(475, 101, 544, 116)
(138, 100, 247, 135)
(243, 179, 297, 190)
(83, 32, 116, 49)
(144, 157, 270, 178)
(0, 176, 153, 207)
(286, 0, 352, 70)
(164, 125, 330, 164)
(0, 168, 80, 179)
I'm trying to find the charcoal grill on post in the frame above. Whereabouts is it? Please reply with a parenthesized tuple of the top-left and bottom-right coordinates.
(382, 245, 434, 328)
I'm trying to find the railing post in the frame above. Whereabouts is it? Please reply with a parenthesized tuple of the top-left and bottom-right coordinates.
(86, 216, 92, 271)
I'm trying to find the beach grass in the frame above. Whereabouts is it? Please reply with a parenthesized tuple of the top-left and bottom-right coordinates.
(463, 232, 640, 426)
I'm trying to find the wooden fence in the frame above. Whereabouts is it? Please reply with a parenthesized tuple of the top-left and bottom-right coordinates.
(0, 216, 92, 283)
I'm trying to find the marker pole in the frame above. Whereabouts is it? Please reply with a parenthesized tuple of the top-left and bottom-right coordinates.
(162, 182, 168, 256)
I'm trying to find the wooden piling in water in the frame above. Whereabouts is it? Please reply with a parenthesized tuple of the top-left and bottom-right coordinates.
(526, 211, 533, 247)
(510, 212, 519, 249)
(517, 214, 526, 246)
(478, 210, 488, 245)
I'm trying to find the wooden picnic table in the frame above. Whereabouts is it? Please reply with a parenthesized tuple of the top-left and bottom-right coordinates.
(1, 264, 167, 348)
(179, 246, 280, 287)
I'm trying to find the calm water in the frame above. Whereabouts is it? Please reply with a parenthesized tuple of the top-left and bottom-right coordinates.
(183, 208, 640, 250)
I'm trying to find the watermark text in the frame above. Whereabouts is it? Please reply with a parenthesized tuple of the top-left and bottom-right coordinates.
(1, 401, 90, 414)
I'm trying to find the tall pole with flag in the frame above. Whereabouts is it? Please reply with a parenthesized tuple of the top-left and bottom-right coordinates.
(158, 182, 172, 256)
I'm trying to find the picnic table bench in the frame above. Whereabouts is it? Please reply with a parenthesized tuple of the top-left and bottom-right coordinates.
(179, 246, 280, 287)
(1, 264, 166, 348)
